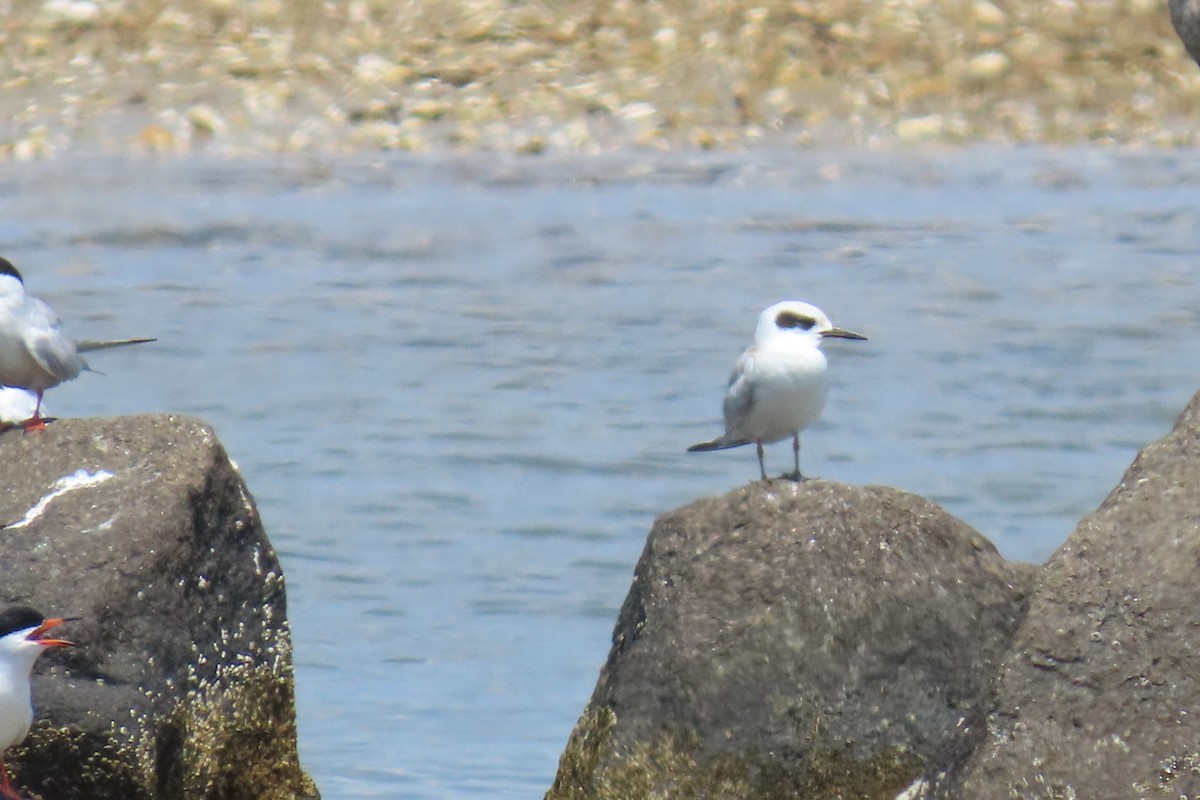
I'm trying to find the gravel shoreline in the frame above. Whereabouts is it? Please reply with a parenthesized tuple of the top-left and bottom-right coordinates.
(3, 0, 1199, 159)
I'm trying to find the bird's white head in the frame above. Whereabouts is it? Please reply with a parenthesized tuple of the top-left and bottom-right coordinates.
(0, 607, 75, 675)
(755, 300, 867, 347)
(0, 257, 25, 300)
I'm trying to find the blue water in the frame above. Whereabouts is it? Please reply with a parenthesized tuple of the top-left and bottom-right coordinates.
(1, 148, 1199, 798)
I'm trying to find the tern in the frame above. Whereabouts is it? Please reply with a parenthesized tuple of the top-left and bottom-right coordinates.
(688, 300, 866, 482)
(0, 608, 75, 800)
(0, 257, 155, 431)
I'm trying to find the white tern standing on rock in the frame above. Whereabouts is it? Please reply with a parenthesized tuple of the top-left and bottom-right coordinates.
(688, 300, 866, 482)
(0, 607, 75, 800)
(0, 257, 155, 431)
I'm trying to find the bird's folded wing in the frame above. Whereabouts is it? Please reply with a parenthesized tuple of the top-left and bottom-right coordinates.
(29, 333, 85, 383)
(687, 347, 757, 452)
(721, 347, 756, 437)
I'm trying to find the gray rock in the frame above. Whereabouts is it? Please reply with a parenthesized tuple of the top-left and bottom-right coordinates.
(1171, 0, 1200, 67)
(547, 481, 1034, 799)
(955, 391, 1200, 798)
(0, 414, 317, 800)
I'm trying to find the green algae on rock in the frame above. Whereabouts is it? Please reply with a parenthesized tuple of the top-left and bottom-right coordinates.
(547, 705, 927, 800)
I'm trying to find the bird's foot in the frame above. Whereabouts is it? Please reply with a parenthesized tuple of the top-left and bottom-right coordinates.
(19, 416, 55, 433)
(0, 760, 22, 800)
(781, 470, 808, 482)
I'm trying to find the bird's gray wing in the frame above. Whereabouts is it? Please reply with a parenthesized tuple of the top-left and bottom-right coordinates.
(30, 335, 86, 382)
(23, 298, 85, 382)
(721, 345, 757, 439)
(686, 346, 757, 452)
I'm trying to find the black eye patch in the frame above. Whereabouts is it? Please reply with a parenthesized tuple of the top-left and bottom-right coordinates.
(776, 310, 816, 330)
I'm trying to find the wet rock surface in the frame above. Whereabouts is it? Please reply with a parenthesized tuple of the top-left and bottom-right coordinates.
(548, 481, 1034, 799)
(0, 414, 317, 800)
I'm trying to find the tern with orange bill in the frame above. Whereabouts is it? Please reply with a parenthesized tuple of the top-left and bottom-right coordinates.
(0, 607, 76, 800)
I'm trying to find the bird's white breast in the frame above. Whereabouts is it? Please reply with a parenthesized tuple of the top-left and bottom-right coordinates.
(732, 338, 829, 444)
(0, 660, 34, 751)
(0, 293, 49, 391)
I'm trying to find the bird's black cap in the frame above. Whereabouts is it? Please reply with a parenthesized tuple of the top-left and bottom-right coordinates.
(0, 606, 44, 637)
(0, 257, 22, 283)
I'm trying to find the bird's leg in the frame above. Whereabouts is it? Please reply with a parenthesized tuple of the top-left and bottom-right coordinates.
(21, 391, 46, 433)
(0, 754, 21, 800)
(783, 433, 804, 482)
(756, 440, 768, 482)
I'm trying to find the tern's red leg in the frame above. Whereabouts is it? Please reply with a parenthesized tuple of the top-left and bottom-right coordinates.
(0, 754, 22, 800)
(20, 391, 46, 433)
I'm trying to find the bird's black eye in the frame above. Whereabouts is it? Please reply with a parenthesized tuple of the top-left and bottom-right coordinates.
(0, 258, 22, 284)
(776, 310, 816, 330)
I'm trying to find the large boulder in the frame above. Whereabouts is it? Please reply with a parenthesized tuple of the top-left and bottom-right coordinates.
(547, 481, 1035, 799)
(955, 391, 1200, 798)
(0, 414, 318, 800)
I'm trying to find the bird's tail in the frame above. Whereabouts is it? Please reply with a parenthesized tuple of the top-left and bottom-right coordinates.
(76, 337, 157, 353)
(687, 434, 752, 452)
